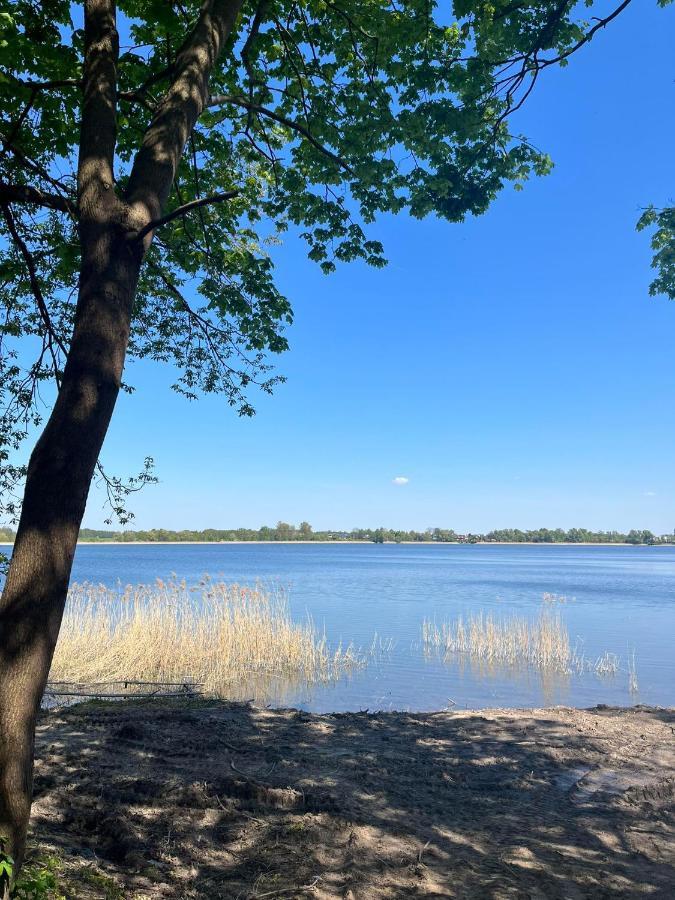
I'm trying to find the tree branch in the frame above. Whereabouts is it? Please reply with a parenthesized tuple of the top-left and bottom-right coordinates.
(542, 0, 633, 67)
(147, 260, 258, 385)
(0, 131, 75, 202)
(241, 0, 270, 82)
(126, 0, 245, 233)
(131, 190, 240, 240)
(118, 89, 156, 113)
(207, 94, 353, 174)
(0, 202, 67, 369)
(0, 181, 76, 216)
(10, 76, 81, 92)
(494, 0, 633, 125)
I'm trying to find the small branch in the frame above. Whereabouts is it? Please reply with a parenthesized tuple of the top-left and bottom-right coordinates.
(0, 202, 67, 375)
(147, 260, 261, 382)
(0, 130, 75, 203)
(241, 0, 271, 79)
(543, 0, 633, 67)
(11, 77, 81, 92)
(493, 0, 633, 126)
(323, 1, 379, 78)
(3, 91, 37, 151)
(132, 190, 240, 240)
(118, 89, 156, 113)
(0, 180, 77, 215)
(207, 94, 353, 174)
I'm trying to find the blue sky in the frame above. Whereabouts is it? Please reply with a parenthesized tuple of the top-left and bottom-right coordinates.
(85, 1, 674, 533)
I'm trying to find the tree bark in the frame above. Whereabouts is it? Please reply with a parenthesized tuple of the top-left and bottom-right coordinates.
(0, 0, 243, 887)
(0, 225, 142, 883)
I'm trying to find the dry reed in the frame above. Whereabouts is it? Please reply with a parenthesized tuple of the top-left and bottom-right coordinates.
(51, 579, 362, 696)
(422, 609, 572, 673)
(593, 651, 620, 676)
(628, 650, 639, 693)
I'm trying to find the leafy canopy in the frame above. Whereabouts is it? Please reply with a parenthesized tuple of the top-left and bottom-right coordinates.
(0, 0, 654, 521)
(637, 206, 675, 300)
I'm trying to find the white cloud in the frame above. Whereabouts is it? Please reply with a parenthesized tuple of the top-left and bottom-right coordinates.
(392, 476, 409, 486)
(644, 491, 657, 497)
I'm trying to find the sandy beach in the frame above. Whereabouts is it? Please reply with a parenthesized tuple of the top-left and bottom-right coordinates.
(27, 699, 675, 898)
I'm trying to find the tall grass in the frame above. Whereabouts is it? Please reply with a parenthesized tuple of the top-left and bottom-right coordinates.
(422, 609, 572, 673)
(50, 579, 362, 697)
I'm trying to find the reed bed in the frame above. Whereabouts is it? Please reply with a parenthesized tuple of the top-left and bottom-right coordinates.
(422, 609, 572, 673)
(423, 607, 639, 685)
(51, 579, 362, 696)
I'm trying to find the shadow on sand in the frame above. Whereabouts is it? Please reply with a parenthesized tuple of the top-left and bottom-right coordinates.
(29, 699, 675, 898)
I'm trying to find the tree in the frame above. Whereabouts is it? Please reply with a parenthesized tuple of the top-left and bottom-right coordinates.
(274, 520, 294, 540)
(638, 205, 675, 300)
(0, 0, 643, 882)
(626, 529, 655, 545)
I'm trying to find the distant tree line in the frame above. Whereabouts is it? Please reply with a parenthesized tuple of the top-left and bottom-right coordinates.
(482, 528, 663, 545)
(0, 524, 670, 545)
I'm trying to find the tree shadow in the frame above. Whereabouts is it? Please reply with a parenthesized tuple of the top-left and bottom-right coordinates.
(30, 698, 675, 898)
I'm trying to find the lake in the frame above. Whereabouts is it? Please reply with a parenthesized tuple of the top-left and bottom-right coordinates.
(7, 542, 675, 712)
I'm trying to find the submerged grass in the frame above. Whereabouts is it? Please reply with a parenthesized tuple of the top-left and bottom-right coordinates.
(628, 649, 639, 693)
(422, 609, 571, 673)
(593, 651, 620, 676)
(51, 579, 362, 696)
(423, 606, 639, 686)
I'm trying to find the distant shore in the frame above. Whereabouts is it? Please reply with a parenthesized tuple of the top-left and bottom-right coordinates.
(1, 540, 665, 547)
(74, 540, 660, 546)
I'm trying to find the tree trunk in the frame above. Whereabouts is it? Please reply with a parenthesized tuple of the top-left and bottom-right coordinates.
(0, 216, 143, 882)
(0, 1, 243, 887)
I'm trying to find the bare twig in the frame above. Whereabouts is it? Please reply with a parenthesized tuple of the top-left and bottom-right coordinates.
(251, 875, 321, 898)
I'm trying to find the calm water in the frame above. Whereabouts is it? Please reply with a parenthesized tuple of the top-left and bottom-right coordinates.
(12, 543, 675, 712)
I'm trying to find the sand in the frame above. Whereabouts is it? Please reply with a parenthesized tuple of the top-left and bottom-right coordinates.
(27, 699, 675, 898)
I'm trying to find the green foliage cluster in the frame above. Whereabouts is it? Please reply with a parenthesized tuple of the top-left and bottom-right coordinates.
(0, 836, 12, 895)
(0, 839, 66, 900)
(0, 523, 663, 544)
(637, 205, 675, 299)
